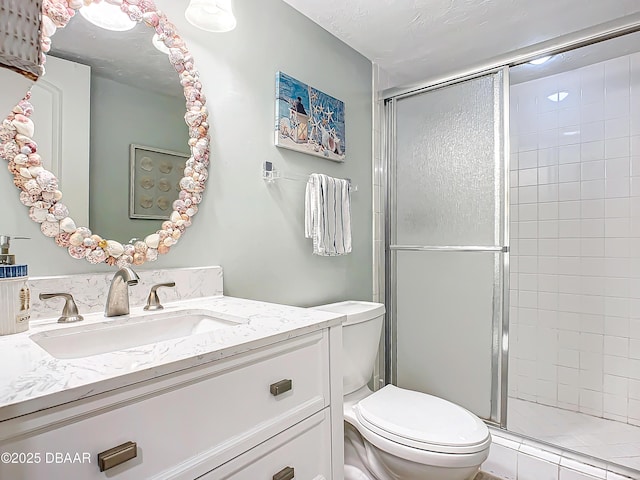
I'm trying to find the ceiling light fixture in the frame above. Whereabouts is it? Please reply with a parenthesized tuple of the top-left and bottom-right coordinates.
(79, 1, 136, 31)
(529, 55, 552, 65)
(152, 33, 170, 54)
(547, 91, 569, 102)
(185, 0, 237, 32)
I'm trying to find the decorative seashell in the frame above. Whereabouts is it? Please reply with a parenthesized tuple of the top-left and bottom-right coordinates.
(179, 176, 196, 192)
(137, 0, 155, 12)
(161, 221, 173, 231)
(28, 166, 44, 177)
(51, 203, 69, 220)
(105, 240, 124, 258)
(86, 248, 107, 265)
(41, 220, 60, 237)
(27, 153, 42, 166)
(45, 213, 57, 223)
(123, 244, 136, 257)
(36, 170, 58, 192)
(186, 206, 198, 217)
(170, 210, 181, 223)
(13, 176, 27, 189)
(133, 253, 145, 265)
(0, 122, 16, 142)
(55, 232, 71, 247)
(29, 205, 49, 223)
(134, 240, 148, 254)
(13, 154, 28, 165)
(168, 49, 184, 65)
(19, 191, 39, 207)
(76, 226, 92, 238)
(19, 167, 32, 179)
(172, 229, 181, 240)
(18, 101, 34, 117)
(184, 110, 203, 127)
(126, 5, 143, 21)
(172, 199, 186, 212)
(41, 15, 57, 37)
(142, 11, 159, 27)
(67, 0, 83, 9)
(43, 0, 72, 27)
(116, 255, 133, 268)
(23, 179, 42, 195)
(105, 256, 118, 266)
(69, 232, 84, 246)
(68, 245, 87, 259)
(14, 134, 32, 145)
(42, 189, 63, 202)
(145, 248, 158, 262)
(163, 237, 176, 247)
(144, 233, 160, 249)
(82, 237, 97, 248)
(157, 244, 170, 255)
(41, 36, 52, 53)
(1, 140, 19, 160)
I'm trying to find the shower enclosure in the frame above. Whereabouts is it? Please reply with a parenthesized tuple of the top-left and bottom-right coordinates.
(383, 26, 640, 476)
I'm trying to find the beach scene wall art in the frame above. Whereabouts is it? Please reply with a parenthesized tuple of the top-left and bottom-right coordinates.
(275, 71, 346, 162)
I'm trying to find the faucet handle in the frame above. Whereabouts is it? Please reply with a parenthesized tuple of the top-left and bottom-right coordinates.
(39, 293, 84, 323)
(144, 282, 176, 311)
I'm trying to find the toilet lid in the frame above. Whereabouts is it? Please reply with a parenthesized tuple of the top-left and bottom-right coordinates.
(354, 385, 490, 454)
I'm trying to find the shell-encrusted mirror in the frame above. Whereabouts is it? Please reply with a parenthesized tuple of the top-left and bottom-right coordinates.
(0, 0, 209, 267)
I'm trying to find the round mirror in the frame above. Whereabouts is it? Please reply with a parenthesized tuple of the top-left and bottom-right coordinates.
(0, 0, 209, 267)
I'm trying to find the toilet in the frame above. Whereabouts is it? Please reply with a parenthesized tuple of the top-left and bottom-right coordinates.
(313, 301, 491, 480)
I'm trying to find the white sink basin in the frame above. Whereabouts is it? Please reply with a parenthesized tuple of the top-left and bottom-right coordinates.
(30, 309, 243, 359)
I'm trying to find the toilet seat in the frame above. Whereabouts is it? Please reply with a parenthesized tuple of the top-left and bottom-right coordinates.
(353, 385, 491, 455)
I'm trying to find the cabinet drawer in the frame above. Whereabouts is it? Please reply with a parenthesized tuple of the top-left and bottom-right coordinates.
(200, 408, 331, 480)
(0, 331, 329, 480)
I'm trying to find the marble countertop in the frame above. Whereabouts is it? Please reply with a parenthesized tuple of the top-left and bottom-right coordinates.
(0, 296, 344, 422)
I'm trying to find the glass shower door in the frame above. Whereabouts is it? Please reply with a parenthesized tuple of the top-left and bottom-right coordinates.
(386, 69, 509, 424)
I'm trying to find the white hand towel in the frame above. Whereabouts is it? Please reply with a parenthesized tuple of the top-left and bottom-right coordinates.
(305, 173, 352, 256)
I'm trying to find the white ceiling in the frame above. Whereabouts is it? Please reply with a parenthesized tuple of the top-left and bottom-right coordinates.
(282, 0, 640, 89)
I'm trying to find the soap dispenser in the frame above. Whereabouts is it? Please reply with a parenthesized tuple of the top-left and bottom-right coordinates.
(0, 236, 30, 335)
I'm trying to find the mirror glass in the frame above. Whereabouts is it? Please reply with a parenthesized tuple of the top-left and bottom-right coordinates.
(0, 1, 209, 267)
(38, 13, 188, 243)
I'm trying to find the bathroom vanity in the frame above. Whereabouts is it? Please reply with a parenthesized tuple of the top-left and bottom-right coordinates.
(0, 294, 344, 479)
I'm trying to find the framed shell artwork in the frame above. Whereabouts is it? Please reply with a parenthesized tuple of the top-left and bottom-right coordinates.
(129, 144, 189, 220)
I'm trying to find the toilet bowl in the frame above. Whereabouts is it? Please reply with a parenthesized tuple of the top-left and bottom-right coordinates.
(312, 301, 491, 480)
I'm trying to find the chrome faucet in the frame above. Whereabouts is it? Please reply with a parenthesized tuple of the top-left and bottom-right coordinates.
(105, 267, 140, 317)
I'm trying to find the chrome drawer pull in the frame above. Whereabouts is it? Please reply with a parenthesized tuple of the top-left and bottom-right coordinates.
(97, 441, 137, 472)
(273, 466, 295, 480)
(270, 379, 292, 396)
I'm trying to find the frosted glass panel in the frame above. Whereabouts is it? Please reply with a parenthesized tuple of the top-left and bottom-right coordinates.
(395, 73, 502, 246)
(396, 251, 496, 419)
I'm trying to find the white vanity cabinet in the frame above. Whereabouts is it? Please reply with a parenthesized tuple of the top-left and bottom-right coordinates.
(0, 328, 343, 480)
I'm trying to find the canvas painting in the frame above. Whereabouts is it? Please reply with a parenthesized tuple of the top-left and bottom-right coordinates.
(275, 71, 346, 162)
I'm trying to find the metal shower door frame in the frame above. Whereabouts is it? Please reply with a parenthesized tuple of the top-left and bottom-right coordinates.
(384, 67, 510, 427)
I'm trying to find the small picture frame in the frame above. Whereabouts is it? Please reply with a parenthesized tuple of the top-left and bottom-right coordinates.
(129, 144, 189, 220)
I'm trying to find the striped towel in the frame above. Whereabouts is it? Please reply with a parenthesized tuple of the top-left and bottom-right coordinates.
(305, 173, 352, 256)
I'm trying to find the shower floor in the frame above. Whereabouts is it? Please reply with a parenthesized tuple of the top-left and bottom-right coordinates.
(508, 398, 640, 471)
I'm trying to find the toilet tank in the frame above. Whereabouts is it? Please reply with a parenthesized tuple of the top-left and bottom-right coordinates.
(312, 301, 385, 395)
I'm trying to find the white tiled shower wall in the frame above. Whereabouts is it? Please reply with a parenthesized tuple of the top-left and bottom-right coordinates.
(510, 52, 640, 425)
